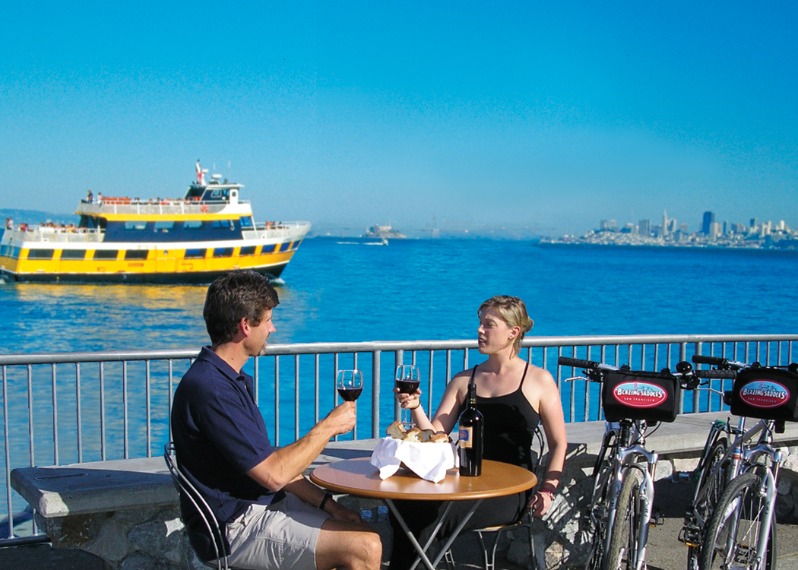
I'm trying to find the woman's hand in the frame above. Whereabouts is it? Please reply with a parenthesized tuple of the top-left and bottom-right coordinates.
(528, 488, 555, 517)
(395, 387, 421, 410)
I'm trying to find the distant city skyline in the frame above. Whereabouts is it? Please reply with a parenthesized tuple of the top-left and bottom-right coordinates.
(2, 2, 796, 237)
(592, 209, 793, 237)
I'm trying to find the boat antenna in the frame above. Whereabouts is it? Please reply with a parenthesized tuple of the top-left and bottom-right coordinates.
(195, 159, 205, 185)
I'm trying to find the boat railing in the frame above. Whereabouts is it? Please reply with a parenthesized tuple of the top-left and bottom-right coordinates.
(3, 226, 104, 243)
(75, 198, 250, 217)
(1, 333, 796, 541)
(246, 221, 312, 239)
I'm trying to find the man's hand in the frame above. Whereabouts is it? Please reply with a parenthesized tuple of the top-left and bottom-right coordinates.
(325, 499, 363, 524)
(323, 401, 357, 436)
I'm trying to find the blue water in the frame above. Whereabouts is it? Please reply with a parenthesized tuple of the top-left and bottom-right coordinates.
(3, 239, 797, 355)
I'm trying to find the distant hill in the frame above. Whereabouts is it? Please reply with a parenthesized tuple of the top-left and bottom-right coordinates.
(1, 208, 76, 226)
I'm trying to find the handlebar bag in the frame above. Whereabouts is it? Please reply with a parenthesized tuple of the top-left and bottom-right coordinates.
(730, 367, 798, 421)
(602, 370, 680, 423)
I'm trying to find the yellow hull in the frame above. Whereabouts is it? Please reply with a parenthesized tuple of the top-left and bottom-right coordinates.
(0, 242, 304, 283)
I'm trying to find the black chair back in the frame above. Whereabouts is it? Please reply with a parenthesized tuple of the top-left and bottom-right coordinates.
(164, 442, 230, 570)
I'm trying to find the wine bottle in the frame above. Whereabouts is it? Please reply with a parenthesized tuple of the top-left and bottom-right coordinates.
(457, 381, 484, 476)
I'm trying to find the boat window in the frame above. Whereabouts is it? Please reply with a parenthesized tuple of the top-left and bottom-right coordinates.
(183, 220, 203, 230)
(185, 248, 206, 259)
(94, 250, 119, 260)
(213, 247, 234, 258)
(124, 250, 149, 260)
(27, 249, 54, 260)
(240, 217, 254, 229)
(124, 221, 148, 231)
(61, 250, 86, 260)
(211, 220, 234, 230)
(154, 221, 174, 233)
(1, 245, 20, 258)
(240, 245, 257, 256)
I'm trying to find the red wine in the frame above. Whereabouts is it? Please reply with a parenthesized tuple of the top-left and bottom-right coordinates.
(457, 382, 484, 476)
(337, 387, 362, 401)
(395, 380, 420, 394)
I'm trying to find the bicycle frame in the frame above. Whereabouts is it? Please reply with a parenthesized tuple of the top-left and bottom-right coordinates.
(587, 420, 658, 570)
(698, 418, 783, 570)
(722, 428, 782, 569)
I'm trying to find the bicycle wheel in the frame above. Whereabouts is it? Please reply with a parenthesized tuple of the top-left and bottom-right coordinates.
(687, 437, 728, 566)
(700, 471, 777, 570)
(605, 468, 644, 570)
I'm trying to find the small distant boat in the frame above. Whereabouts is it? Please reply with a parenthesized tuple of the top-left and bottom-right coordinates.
(335, 236, 388, 246)
(0, 161, 311, 283)
(363, 224, 406, 240)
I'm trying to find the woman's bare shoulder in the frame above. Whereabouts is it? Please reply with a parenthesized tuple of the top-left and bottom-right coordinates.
(524, 364, 559, 396)
(448, 369, 473, 387)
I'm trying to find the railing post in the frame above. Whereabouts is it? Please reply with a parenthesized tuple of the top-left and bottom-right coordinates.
(372, 350, 381, 438)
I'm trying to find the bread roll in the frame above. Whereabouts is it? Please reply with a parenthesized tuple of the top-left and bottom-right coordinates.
(429, 432, 450, 443)
(386, 420, 407, 440)
(403, 427, 423, 442)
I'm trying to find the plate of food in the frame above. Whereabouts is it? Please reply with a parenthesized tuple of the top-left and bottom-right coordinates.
(370, 421, 456, 482)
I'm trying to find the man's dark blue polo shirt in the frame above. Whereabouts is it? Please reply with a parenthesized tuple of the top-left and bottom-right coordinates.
(171, 346, 278, 545)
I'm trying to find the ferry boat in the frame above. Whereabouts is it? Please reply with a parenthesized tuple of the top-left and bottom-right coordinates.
(0, 162, 311, 283)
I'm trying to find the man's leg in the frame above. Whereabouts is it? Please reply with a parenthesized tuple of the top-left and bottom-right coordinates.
(315, 518, 382, 570)
(226, 494, 381, 570)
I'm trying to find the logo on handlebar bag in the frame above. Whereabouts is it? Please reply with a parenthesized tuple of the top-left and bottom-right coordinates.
(739, 380, 790, 409)
(612, 382, 668, 409)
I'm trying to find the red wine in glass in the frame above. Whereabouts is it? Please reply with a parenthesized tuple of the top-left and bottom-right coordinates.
(395, 379, 420, 394)
(337, 387, 363, 401)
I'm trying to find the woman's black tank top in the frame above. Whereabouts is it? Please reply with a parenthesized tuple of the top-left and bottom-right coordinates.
(467, 363, 541, 471)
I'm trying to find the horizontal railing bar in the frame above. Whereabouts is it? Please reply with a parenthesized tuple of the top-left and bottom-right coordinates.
(3, 334, 797, 365)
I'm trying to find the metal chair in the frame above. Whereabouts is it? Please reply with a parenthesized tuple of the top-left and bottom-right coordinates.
(164, 442, 231, 570)
(446, 427, 547, 570)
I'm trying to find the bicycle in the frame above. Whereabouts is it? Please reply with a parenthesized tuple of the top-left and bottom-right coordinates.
(693, 358, 798, 570)
(558, 356, 716, 570)
(679, 355, 747, 570)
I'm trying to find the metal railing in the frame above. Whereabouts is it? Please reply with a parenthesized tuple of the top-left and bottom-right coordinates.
(1, 333, 796, 543)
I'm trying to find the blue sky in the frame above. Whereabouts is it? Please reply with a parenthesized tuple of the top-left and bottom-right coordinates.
(2, 1, 796, 237)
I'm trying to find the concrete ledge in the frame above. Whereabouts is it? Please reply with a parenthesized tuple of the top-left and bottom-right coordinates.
(11, 457, 173, 519)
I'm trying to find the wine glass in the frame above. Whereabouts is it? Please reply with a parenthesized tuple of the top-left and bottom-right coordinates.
(336, 369, 364, 402)
(395, 364, 420, 427)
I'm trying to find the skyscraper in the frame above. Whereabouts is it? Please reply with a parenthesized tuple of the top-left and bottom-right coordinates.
(702, 211, 715, 235)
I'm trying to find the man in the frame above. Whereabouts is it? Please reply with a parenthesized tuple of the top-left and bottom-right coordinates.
(171, 270, 381, 569)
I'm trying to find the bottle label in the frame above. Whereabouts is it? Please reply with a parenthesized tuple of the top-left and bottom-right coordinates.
(458, 426, 473, 449)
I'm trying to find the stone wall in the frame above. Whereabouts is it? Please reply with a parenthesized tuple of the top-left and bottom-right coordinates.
(36, 505, 206, 570)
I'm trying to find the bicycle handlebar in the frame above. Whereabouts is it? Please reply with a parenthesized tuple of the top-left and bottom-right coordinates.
(691, 354, 748, 370)
(694, 368, 737, 379)
(557, 356, 617, 371)
(557, 356, 735, 389)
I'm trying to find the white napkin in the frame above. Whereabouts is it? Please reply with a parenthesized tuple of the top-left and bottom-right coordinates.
(370, 437, 457, 483)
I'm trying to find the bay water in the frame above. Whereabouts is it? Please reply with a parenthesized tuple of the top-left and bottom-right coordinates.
(3, 238, 798, 355)
(3, 237, 797, 445)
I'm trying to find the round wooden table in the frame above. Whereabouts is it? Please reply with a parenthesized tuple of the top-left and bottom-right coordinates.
(311, 458, 537, 570)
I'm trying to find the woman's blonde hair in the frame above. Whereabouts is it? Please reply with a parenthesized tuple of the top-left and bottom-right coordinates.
(478, 295, 534, 355)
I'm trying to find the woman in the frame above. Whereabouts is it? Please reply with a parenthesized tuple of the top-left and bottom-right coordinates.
(389, 295, 567, 569)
